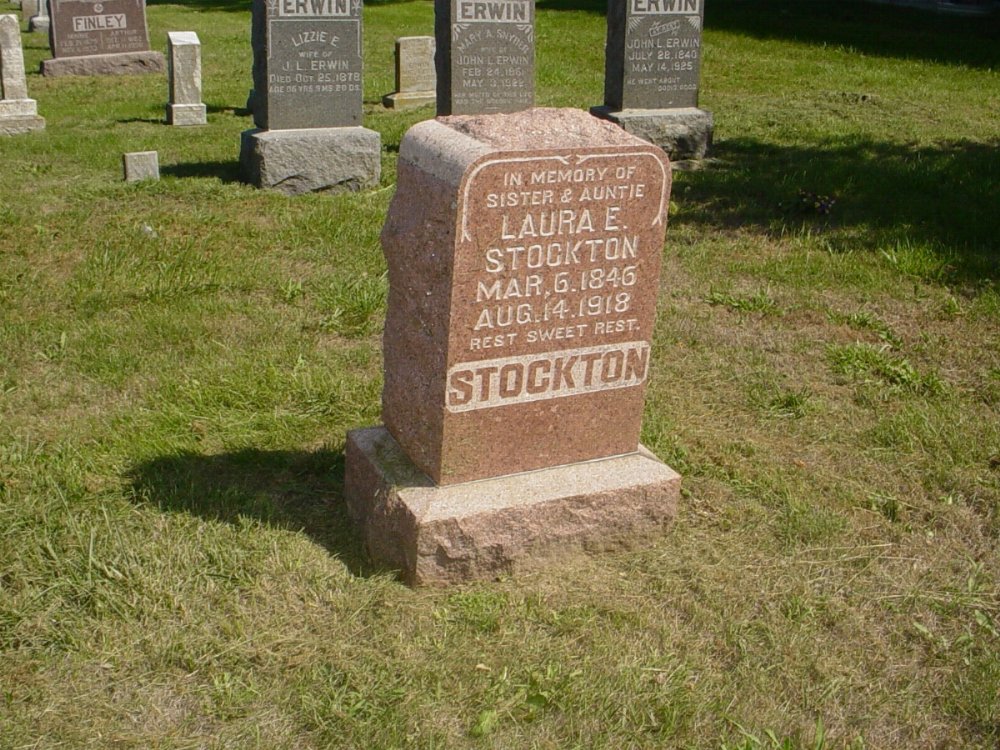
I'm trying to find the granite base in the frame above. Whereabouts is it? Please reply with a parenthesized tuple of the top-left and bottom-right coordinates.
(239, 126, 381, 195)
(590, 106, 713, 161)
(167, 103, 207, 126)
(344, 426, 681, 586)
(41, 51, 166, 77)
(27, 16, 48, 32)
(382, 91, 436, 110)
(0, 115, 46, 136)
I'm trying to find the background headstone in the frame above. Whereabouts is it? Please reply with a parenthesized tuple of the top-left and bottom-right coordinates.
(434, 0, 534, 115)
(382, 36, 435, 109)
(122, 151, 159, 182)
(27, 0, 48, 33)
(239, 0, 380, 194)
(345, 108, 680, 584)
(166, 31, 206, 126)
(21, 0, 38, 30)
(592, 0, 713, 161)
(255, 0, 363, 130)
(41, 0, 164, 76)
(0, 13, 45, 135)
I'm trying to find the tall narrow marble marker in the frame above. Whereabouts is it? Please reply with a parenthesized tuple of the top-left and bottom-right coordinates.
(27, 0, 48, 33)
(0, 14, 45, 135)
(167, 32, 206, 126)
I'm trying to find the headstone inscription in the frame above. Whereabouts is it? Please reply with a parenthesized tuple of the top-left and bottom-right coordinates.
(592, 0, 713, 161)
(41, 0, 165, 76)
(345, 108, 680, 585)
(239, 0, 381, 194)
(166, 31, 206, 126)
(27, 0, 48, 33)
(435, 0, 534, 115)
(0, 14, 45, 135)
(382, 36, 436, 109)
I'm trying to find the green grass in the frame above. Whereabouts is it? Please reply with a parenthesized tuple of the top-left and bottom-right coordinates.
(2, 0, 1000, 748)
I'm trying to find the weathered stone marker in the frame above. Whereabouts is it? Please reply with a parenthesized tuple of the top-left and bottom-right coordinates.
(42, 0, 165, 77)
(345, 108, 680, 585)
(166, 32, 206, 126)
(592, 0, 713, 161)
(0, 14, 45, 135)
(382, 36, 435, 110)
(239, 0, 380, 194)
(435, 0, 534, 115)
(27, 0, 48, 33)
(123, 150, 158, 181)
(21, 0, 38, 30)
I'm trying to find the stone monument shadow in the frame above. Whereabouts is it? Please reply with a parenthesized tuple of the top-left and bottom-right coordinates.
(161, 159, 243, 182)
(678, 136, 1000, 283)
(128, 447, 379, 577)
(706, 0, 999, 71)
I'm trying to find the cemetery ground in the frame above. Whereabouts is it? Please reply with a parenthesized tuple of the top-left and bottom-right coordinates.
(0, 0, 998, 747)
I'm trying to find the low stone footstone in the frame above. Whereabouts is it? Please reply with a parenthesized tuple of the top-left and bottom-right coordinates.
(591, 0, 713, 162)
(166, 31, 206, 126)
(239, 0, 380, 194)
(435, 0, 534, 115)
(0, 14, 45, 135)
(123, 150, 158, 181)
(27, 0, 48, 33)
(41, 0, 165, 77)
(345, 107, 680, 585)
(382, 36, 435, 110)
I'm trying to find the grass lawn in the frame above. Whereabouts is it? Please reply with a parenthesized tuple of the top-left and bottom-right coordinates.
(1, 0, 998, 747)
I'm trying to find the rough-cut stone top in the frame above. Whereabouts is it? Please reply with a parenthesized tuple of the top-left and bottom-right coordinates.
(439, 107, 643, 151)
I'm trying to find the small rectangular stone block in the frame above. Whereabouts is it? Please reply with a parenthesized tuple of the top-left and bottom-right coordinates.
(50, 0, 153, 58)
(41, 50, 165, 77)
(435, 0, 534, 115)
(123, 151, 158, 182)
(167, 103, 206, 126)
(604, 0, 705, 110)
(591, 105, 713, 161)
(239, 126, 381, 195)
(345, 426, 681, 585)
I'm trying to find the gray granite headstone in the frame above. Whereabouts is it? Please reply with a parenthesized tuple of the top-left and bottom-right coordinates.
(605, 0, 704, 110)
(167, 31, 206, 125)
(256, 0, 363, 130)
(42, 0, 164, 76)
(593, 0, 712, 161)
(434, 0, 534, 115)
(240, 0, 380, 194)
(0, 13, 45, 134)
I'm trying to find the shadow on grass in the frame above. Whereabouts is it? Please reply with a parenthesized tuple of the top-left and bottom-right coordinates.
(161, 159, 243, 183)
(680, 135, 1000, 283)
(705, 0, 999, 71)
(129, 447, 382, 578)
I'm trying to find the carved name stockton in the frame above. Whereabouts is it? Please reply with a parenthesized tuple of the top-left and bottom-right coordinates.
(446, 150, 668, 413)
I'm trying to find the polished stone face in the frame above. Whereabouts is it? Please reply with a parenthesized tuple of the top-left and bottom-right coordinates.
(434, 0, 534, 115)
(50, 0, 152, 58)
(380, 108, 671, 485)
(604, 0, 704, 110)
(255, 0, 363, 130)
